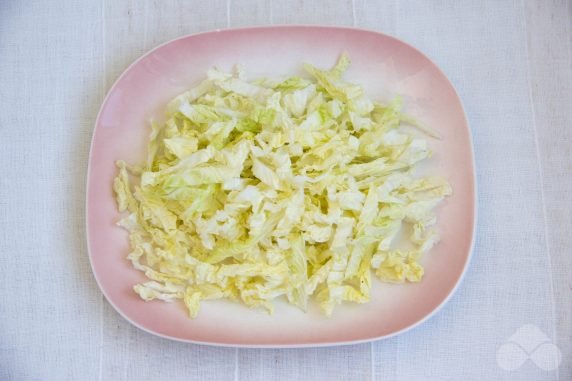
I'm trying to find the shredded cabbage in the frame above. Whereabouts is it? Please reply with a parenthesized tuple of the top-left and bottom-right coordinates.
(113, 54, 452, 317)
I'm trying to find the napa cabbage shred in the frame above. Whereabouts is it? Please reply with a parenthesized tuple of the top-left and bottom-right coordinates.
(113, 54, 451, 318)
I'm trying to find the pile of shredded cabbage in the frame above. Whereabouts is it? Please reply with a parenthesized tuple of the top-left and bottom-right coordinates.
(113, 54, 452, 317)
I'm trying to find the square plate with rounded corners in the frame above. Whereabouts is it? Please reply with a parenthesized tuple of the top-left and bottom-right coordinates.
(87, 26, 476, 347)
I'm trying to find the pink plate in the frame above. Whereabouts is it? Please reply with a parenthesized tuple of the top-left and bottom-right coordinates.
(87, 26, 476, 347)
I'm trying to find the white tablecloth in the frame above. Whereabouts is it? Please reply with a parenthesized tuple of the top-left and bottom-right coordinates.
(1, 1, 570, 380)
